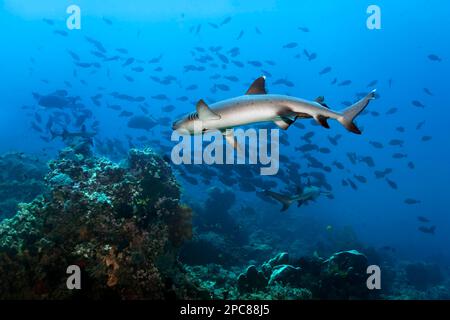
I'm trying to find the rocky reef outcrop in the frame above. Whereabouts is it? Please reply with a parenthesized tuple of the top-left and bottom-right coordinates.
(0, 147, 199, 299)
(0, 152, 48, 220)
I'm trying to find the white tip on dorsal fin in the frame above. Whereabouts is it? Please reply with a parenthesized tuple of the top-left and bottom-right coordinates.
(246, 76, 267, 95)
(196, 99, 221, 121)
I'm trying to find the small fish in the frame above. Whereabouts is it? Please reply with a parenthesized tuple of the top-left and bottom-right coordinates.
(369, 141, 384, 149)
(423, 88, 434, 96)
(386, 107, 398, 115)
(386, 178, 398, 190)
(338, 80, 352, 86)
(421, 135, 432, 142)
(412, 100, 425, 108)
(417, 216, 430, 223)
(418, 226, 435, 235)
(319, 67, 332, 75)
(416, 121, 426, 130)
(389, 139, 404, 147)
(392, 153, 407, 159)
(283, 42, 298, 49)
(427, 54, 442, 62)
(354, 175, 367, 184)
(404, 198, 421, 205)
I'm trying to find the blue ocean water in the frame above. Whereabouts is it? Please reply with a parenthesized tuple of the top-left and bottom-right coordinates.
(0, 0, 449, 296)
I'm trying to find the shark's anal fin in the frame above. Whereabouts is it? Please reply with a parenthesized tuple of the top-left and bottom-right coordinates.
(246, 76, 267, 95)
(314, 115, 330, 128)
(274, 116, 295, 130)
(196, 99, 221, 121)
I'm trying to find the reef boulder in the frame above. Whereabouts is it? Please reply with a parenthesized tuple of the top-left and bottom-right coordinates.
(0, 147, 197, 299)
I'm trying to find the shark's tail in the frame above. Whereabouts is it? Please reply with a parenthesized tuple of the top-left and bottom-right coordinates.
(337, 90, 376, 134)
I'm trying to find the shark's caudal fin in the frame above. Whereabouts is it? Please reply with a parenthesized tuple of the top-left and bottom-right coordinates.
(337, 90, 376, 134)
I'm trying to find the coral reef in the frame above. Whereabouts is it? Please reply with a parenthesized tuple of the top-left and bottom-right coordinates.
(186, 250, 376, 300)
(0, 152, 48, 220)
(0, 147, 199, 299)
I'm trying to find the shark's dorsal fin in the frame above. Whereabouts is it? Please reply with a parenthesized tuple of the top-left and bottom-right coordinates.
(315, 96, 325, 103)
(315, 96, 330, 108)
(246, 76, 267, 95)
(196, 99, 221, 121)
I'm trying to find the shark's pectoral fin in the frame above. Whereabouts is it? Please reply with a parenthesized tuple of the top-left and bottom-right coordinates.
(314, 115, 330, 129)
(273, 116, 295, 130)
(246, 76, 267, 95)
(196, 99, 221, 121)
(280, 203, 290, 212)
(223, 130, 242, 151)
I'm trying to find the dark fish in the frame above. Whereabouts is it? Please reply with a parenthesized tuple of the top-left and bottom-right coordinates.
(319, 147, 331, 154)
(354, 175, 367, 184)
(298, 26, 310, 32)
(295, 144, 318, 152)
(421, 135, 432, 142)
(119, 110, 133, 117)
(386, 178, 398, 190)
(416, 121, 426, 130)
(237, 30, 244, 40)
(215, 84, 230, 91)
(396, 126, 405, 133)
(423, 88, 433, 96)
(162, 105, 175, 113)
(369, 141, 383, 149)
(152, 94, 168, 100)
(54, 30, 68, 37)
(389, 139, 404, 147)
(338, 80, 352, 86)
(427, 54, 442, 62)
(359, 156, 375, 168)
(102, 17, 113, 25)
(231, 60, 244, 68)
(327, 134, 341, 146)
(319, 67, 332, 75)
(412, 100, 425, 108)
(333, 161, 344, 170)
(392, 153, 407, 159)
(404, 198, 421, 205)
(220, 17, 232, 26)
(367, 80, 378, 87)
(283, 42, 298, 49)
(43, 18, 55, 25)
(417, 216, 430, 223)
(418, 226, 435, 235)
(408, 161, 415, 169)
(248, 60, 262, 67)
(347, 179, 358, 190)
(127, 116, 157, 131)
(386, 107, 398, 115)
(186, 84, 198, 90)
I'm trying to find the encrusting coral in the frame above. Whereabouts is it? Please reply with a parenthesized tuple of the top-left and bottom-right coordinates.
(0, 147, 199, 299)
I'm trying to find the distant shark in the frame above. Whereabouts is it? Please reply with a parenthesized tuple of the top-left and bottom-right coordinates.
(50, 125, 96, 141)
(173, 76, 376, 147)
(263, 184, 329, 212)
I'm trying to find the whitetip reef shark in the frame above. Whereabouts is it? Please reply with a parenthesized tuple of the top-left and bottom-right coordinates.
(264, 184, 330, 212)
(172, 76, 376, 147)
